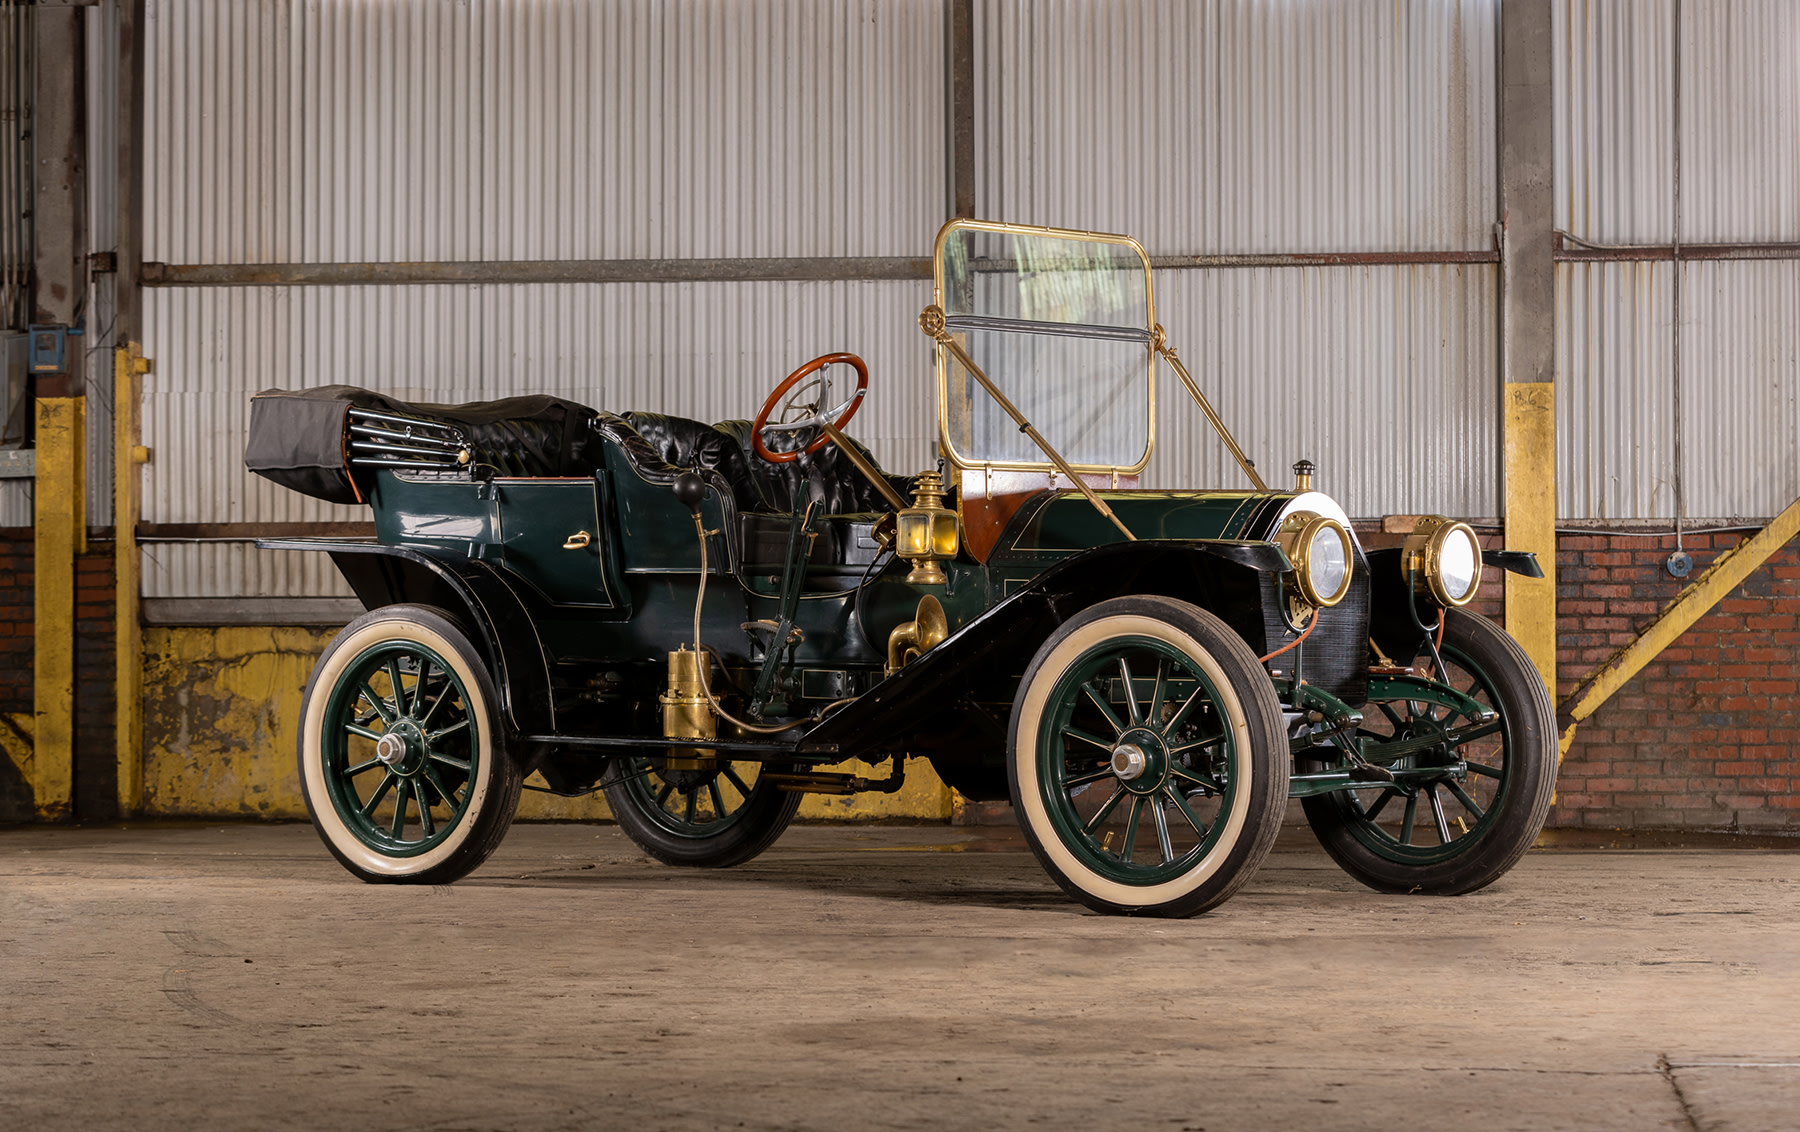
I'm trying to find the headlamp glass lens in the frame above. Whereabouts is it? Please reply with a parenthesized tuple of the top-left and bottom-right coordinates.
(1308, 524, 1349, 604)
(1438, 528, 1479, 601)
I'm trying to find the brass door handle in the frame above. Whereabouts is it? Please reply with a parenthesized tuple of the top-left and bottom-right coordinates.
(562, 530, 592, 550)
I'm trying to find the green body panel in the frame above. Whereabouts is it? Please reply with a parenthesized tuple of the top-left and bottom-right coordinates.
(992, 491, 1274, 559)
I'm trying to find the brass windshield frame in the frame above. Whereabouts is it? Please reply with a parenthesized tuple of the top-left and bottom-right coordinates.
(930, 218, 1157, 479)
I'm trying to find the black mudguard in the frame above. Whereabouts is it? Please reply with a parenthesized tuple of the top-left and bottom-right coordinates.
(258, 538, 557, 735)
(797, 540, 1285, 765)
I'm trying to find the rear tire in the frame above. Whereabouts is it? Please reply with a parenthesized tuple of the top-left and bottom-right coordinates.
(1009, 596, 1287, 917)
(603, 754, 803, 868)
(299, 604, 522, 884)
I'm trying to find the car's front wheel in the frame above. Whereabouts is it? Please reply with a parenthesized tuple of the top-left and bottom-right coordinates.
(299, 604, 522, 884)
(1009, 596, 1288, 917)
(1301, 607, 1556, 894)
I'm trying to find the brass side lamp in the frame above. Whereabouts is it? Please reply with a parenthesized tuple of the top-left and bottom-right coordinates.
(895, 470, 959, 585)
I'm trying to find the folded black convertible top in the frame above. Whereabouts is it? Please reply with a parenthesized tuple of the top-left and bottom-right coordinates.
(244, 385, 601, 505)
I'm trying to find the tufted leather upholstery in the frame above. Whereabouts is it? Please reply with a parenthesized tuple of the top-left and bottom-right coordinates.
(596, 411, 907, 516)
(711, 419, 911, 514)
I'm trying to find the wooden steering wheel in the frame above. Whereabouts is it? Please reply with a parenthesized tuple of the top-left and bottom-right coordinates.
(752, 352, 869, 464)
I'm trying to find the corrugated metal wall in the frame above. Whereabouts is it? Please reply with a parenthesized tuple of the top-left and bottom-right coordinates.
(144, 0, 945, 262)
(1556, 0, 1800, 520)
(978, 0, 1498, 253)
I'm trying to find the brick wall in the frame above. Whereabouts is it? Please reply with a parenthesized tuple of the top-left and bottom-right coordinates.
(0, 534, 32, 821)
(1552, 532, 1800, 832)
(0, 531, 117, 822)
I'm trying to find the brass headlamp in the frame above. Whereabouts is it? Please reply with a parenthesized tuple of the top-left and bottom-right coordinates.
(1404, 515, 1483, 607)
(1274, 510, 1354, 616)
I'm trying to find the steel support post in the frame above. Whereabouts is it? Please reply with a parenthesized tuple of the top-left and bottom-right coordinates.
(32, 387, 83, 818)
(113, 344, 150, 815)
(1499, 0, 1558, 699)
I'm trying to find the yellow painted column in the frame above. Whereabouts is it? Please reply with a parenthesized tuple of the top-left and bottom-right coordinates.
(115, 345, 153, 815)
(1504, 383, 1557, 700)
(33, 394, 86, 820)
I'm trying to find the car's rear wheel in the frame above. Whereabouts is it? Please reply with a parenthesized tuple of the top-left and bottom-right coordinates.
(300, 604, 522, 884)
(602, 754, 803, 867)
(1302, 607, 1556, 894)
(1009, 596, 1287, 917)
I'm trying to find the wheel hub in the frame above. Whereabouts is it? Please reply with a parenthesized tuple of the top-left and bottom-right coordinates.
(1110, 743, 1148, 780)
(374, 722, 426, 775)
(1111, 730, 1169, 794)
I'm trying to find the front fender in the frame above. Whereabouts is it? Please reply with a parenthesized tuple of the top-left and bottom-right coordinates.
(797, 540, 1283, 759)
(258, 538, 556, 735)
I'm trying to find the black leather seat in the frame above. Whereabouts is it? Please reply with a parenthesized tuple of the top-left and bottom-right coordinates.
(597, 411, 906, 516)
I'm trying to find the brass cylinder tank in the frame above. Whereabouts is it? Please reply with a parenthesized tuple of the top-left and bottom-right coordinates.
(660, 647, 718, 770)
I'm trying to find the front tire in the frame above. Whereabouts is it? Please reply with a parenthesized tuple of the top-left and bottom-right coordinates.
(1009, 596, 1288, 917)
(1302, 607, 1556, 894)
(299, 604, 522, 884)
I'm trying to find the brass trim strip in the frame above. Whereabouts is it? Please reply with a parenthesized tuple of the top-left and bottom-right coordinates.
(1153, 326, 1267, 491)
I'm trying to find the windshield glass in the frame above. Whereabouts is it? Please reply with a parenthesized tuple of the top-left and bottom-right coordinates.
(935, 223, 1154, 472)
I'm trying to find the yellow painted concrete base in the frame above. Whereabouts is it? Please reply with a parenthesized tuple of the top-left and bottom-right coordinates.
(142, 626, 956, 823)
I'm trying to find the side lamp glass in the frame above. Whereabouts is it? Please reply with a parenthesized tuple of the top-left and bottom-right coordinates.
(897, 470, 959, 585)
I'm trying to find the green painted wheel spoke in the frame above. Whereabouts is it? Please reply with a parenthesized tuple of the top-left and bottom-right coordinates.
(418, 685, 451, 729)
(1151, 798, 1175, 863)
(1465, 760, 1503, 779)
(429, 718, 469, 743)
(345, 756, 384, 776)
(1062, 765, 1114, 788)
(1428, 786, 1453, 843)
(415, 659, 437, 717)
(1120, 796, 1144, 862)
(413, 780, 435, 837)
(1169, 764, 1223, 793)
(1400, 792, 1419, 845)
(1449, 719, 1503, 745)
(345, 722, 384, 742)
(1081, 784, 1128, 835)
(683, 789, 697, 825)
(1117, 658, 1141, 725)
(1162, 785, 1209, 838)
(360, 772, 398, 817)
(1160, 685, 1206, 739)
(1444, 778, 1486, 821)
(655, 780, 675, 807)
(723, 767, 753, 797)
(428, 752, 470, 772)
(1081, 681, 1128, 738)
(1062, 725, 1114, 752)
(359, 681, 396, 725)
(384, 659, 408, 717)
(390, 783, 410, 838)
(1376, 701, 1407, 729)
(1148, 658, 1169, 727)
(422, 766, 459, 807)
(1359, 789, 1396, 823)
(1169, 732, 1225, 757)
(707, 780, 727, 819)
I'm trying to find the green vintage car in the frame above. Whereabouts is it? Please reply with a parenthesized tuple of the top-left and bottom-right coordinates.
(248, 219, 1556, 917)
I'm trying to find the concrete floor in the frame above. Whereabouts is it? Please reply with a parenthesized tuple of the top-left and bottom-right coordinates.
(3, 822, 1798, 1131)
